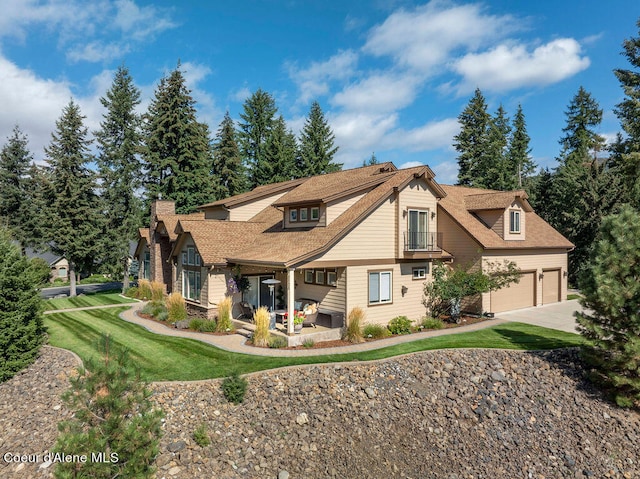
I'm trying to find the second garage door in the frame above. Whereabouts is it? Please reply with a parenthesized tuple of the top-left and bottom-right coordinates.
(542, 269, 561, 304)
(490, 271, 536, 313)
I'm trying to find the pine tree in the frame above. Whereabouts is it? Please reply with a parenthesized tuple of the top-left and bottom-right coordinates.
(454, 88, 491, 187)
(143, 63, 216, 213)
(20, 164, 54, 252)
(508, 104, 536, 190)
(363, 152, 378, 166)
(259, 116, 298, 184)
(612, 18, 640, 209)
(53, 335, 163, 478)
(212, 111, 247, 198)
(238, 89, 278, 188)
(297, 100, 341, 177)
(0, 227, 45, 382)
(45, 100, 103, 297)
(482, 105, 511, 190)
(95, 66, 144, 290)
(0, 126, 33, 252)
(576, 206, 640, 408)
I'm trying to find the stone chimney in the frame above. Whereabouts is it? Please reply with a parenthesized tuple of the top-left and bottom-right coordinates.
(149, 199, 176, 293)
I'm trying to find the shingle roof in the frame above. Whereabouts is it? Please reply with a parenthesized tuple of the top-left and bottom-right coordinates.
(175, 219, 265, 265)
(465, 190, 532, 212)
(138, 228, 150, 243)
(439, 185, 573, 250)
(227, 165, 449, 266)
(156, 212, 205, 241)
(198, 177, 308, 209)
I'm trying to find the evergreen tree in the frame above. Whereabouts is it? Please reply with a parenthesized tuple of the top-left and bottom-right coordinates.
(95, 66, 144, 290)
(297, 100, 341, 177)
(212, 111, 247, 198)
(508, 104, 536, 189)
(0, 126, 33, 252)
(527, 167, 554, 217)
(53, 335, 163, 478)
(481, 105, 511, 190)
(576, 206, 640, 408)
(454, 88, 491, 187)
(20, 164, 54, 252)
(238, 89, 278, 188)
(363, 152, 378, 166)
(143, 63, 216, 213)
(0, 227, 45, 382)
(546, 88, 619, 283)
(259, 115, 298, 184)
(612, 18, 640, 209)
(45, 100, 102, 297)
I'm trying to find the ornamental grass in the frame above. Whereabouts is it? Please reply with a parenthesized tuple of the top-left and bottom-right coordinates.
(166, 293, 187, 322)
(252, 306, 271, 347)
(343, 307, 365, 343)
(215, 297, 234, 332)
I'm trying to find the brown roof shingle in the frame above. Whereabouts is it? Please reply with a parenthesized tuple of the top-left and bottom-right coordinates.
(156, 212, 205, 241)
(439, 185, 573, 250)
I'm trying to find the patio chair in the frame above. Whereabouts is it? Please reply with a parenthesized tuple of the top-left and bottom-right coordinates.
(239, 301, 255, 321)
(300, 300, 319, 328)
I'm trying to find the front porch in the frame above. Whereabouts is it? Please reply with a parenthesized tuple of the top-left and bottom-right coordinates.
(232, 317, 343, 347)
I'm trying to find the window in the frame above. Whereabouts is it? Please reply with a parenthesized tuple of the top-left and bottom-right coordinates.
(182, 251, 188, 265)
(369, 271, 392, 305)
(143, 252, 150, 280)
(183, 270, 201, 301)
(408, 209, 429, 249)
(304, 270, 314, 283)
(290, 208, 298, 222)
(58, 267, 67, 277)
(188, 247, 195, 265)
(509, 210, 521, 233)
(300, 208, 308, 221)
(412, 267, 428, 280)
(327, 270, 337, 287)
(315, 270, 325, 285)
(310, 207, 320, 221)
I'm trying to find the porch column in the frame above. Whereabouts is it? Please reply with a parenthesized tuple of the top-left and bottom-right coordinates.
(287, 268, 295, 335)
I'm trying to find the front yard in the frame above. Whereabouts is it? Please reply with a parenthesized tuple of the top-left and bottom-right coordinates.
(43, 302, 585, 381)
(43, 290, 138, 311)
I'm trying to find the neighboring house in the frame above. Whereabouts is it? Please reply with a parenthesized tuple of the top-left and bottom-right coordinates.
(25, 248, 69, 282)
(135, 162, 573, 335)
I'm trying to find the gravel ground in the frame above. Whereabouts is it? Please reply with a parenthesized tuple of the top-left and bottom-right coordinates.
(1, 346, 639, 479)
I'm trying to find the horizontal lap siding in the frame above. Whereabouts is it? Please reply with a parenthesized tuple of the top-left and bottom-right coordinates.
(294, 268, 346, 312)
(326, 193, 366, 225)
(438, 210, 483, 268)
(397, 178, 439, 257)
(231, 192, 287, 222)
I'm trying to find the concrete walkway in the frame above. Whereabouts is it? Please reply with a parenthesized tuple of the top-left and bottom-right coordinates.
(118, 302, 510, 357)
(496, 299, 583, 334)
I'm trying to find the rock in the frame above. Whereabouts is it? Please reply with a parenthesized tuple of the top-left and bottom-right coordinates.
(296, 412, 309, 425)
(167, 440, 186, 453)
(365, 387, 376, 398)
(278, 471, 290, 479)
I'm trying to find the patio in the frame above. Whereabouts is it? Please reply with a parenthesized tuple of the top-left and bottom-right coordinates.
(232, 316, 343, 347)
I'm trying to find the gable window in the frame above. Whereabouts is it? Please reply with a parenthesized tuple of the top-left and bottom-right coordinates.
(300, 208, 308, 221)
(290, 208, 298, 222)
(310, 207, 320, 221)
(509, 210, 521, 233)
(369, 271, 392, 305)
(412, 266, 428, 280)
(183, 247, 201, 266)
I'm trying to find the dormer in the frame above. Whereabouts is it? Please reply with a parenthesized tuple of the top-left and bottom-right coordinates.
(465, 190, 532, 241)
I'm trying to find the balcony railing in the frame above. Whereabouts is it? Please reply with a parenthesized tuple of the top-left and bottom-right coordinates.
(404, 231, 442, 252)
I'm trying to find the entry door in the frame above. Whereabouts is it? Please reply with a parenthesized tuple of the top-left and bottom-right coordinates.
(408, 210, 428, 249)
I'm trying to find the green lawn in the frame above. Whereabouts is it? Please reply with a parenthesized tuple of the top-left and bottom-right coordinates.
(44, 291, 138, 311)
(44, 306, 585, 381)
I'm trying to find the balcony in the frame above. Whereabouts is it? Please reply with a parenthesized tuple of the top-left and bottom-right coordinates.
(404, 231, 442, 253)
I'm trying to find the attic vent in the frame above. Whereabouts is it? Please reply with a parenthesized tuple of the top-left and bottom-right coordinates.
(379, 166, 392, 173)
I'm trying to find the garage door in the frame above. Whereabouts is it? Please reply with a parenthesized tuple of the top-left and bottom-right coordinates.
(490, 271, 536, 313)
(542, 269, 561, 305)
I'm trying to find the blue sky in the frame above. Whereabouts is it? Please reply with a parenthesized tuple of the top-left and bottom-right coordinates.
(0, 0, 638, 184)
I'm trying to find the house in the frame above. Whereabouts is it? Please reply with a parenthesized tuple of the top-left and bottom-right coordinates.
(135, 162, 573, 340)
(25, 248, 69, 282)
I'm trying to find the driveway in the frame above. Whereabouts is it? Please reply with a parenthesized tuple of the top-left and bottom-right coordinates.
(40, 282, 123, 299)
(496, 299, 584, 334)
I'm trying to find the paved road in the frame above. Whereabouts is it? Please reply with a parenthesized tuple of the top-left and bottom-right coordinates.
(40, 282, 123, 299)
(496, 299, 583, 334)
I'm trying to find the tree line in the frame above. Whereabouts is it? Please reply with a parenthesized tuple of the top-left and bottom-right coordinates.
(0, 63, 341, 295)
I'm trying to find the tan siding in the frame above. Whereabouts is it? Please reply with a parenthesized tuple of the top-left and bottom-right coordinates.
(345, 264, 429, 326)
(203, 207, 229, 220)
(294, 268, 346, 312)
(397, 178, 439, 256)
(476, 210, 502, 237)
(437, 209, 483, 268)
(326, 192, 366, 225)
(229, 192, 287, 221)
(504, 200, 526, 241)
(207, 272, 228, 306)
(482, 249, 568, 312)
(320, 197, 396, 261)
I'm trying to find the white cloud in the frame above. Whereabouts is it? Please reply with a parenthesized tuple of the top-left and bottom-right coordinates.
(451, 38, 590, 94)
(67, 41, 131, 63)
(385, 118, 459, 152)
(331, 73, 421, 113)
(113, 0, 176, 41)
(432, 160, 459, 184)
(363, 1, 519, 73)
(180, 62, 220, 129)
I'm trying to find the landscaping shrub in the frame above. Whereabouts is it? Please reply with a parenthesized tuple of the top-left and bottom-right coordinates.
(215, 297, 234, 332)
(363, 323, 391, 339)
(157, 310, 169, 322)
(193, 423, 210, 447)
(150, 281, 164, 302)
(302, 339, 315, 348)
(268, 335, 288, 349)
(166, 293, 187, 322)
(252, 306, 270, 347)
(343, 307, 365, 343)
(53, 334, 163, 478)
(198, 320, 217, 332)
(388, 316, 413, 335)
(189, 319, 204, 331)
(124, 286, 139, 298)
(421, 316, 444, 330)
(137, 279, 152, 300)
(221, 371, 248, 404)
